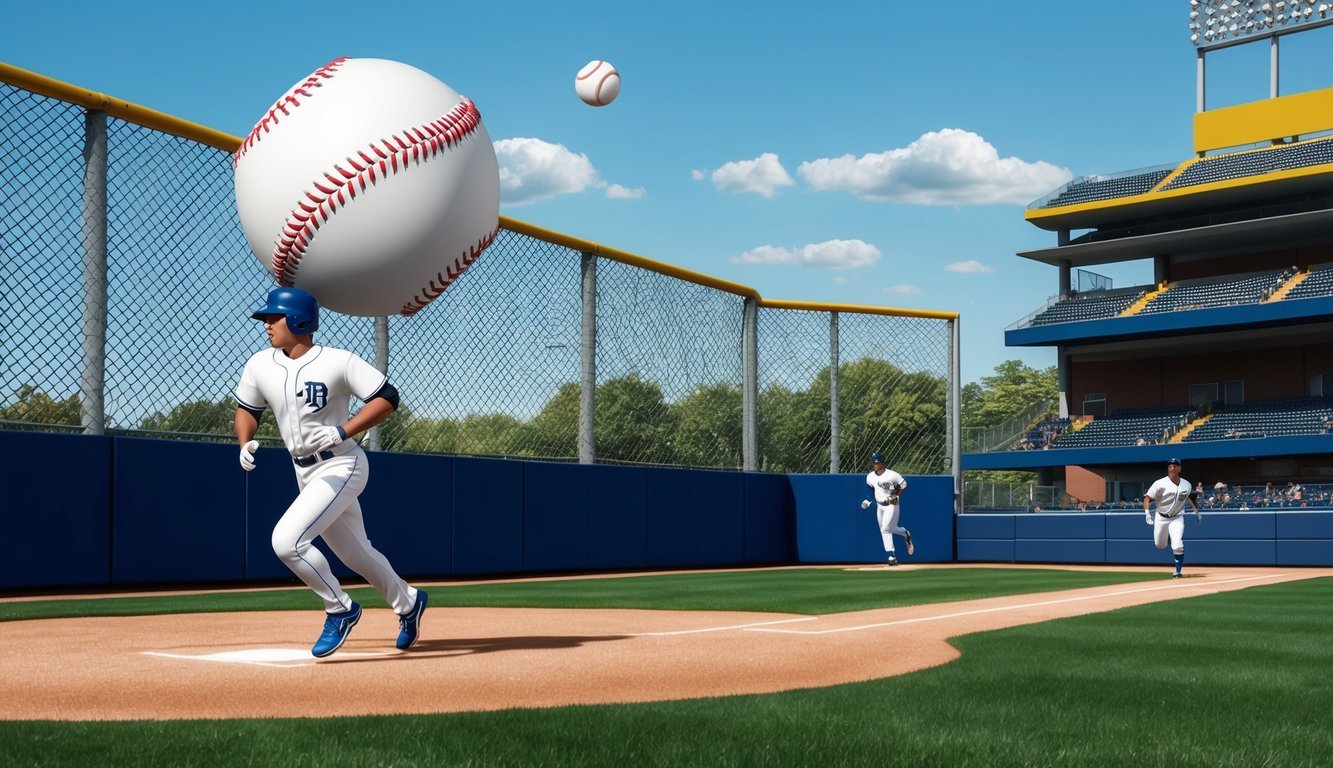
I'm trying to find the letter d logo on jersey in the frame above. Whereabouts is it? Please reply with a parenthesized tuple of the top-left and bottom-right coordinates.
(302, 381, 329, 413)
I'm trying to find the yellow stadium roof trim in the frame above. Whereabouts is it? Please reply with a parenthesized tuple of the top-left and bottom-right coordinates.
(0, 59, 952, 321)
(1024, 158, 1333, 230)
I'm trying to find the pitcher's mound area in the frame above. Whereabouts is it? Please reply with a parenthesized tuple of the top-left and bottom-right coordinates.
(0, 566, 1322, 720)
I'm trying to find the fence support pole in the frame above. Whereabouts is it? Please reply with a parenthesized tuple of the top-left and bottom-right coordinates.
(366, 316, 389, 451)
(950, 317, 963, 514)
(829, 311, 840, 474)
(578, 252, 597, 464)
(742, 298, 758, 471)
(80, 109, 107, 435)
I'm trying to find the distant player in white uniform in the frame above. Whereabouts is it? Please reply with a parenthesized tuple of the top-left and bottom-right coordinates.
(861, 452, 914, 565)
(1143, 457, 1202, 579)
(234, 287, 428, 657)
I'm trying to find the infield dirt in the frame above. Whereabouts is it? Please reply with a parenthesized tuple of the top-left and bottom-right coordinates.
(0, 565, 1324, 720)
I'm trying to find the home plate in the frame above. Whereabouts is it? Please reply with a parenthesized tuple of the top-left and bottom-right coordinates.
(143, 648, 395, 668)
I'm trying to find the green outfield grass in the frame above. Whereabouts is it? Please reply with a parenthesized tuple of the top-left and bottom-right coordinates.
(0, 567, 1162, 621)
(1, 572, 1328, 767)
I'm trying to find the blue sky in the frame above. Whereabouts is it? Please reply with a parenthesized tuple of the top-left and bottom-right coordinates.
(5, 1, 1324, 383)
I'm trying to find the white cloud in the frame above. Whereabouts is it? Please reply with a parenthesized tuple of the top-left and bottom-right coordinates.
(797, 129, 1072, 205)
(831, 275, 850, 285)
(731, 239, 881, 269)
(605, 183, 645, 199)
(495, 137, 623, 205)
(495, 137, 598, 205)
(884, 284, 921, 295)
(945, 260, 995, 274)
(702, 152, 796, 197)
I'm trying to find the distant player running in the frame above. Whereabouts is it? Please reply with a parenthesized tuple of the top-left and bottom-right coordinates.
(862, 452, 914, 565)
(1144, 457, 1202, 579)
(234, 287, 428, 657)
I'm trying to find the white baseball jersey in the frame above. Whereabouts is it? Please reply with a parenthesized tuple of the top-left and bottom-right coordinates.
(1144, 476, 1193, 518)
(235, 345, 386, 458)
(866, 468, 907, 506)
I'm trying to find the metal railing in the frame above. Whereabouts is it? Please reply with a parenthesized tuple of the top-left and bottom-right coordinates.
(963, 399, 1055, 454)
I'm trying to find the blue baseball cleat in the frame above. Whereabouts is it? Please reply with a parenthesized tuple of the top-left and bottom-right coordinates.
(396, 590, 429, 650)
(311, 601, 361, 658)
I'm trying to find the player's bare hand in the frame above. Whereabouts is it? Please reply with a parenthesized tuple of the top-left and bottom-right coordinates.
(311, 426, 345, 452)
(239, 440, 260, 472)
(860, 500, 871, 509)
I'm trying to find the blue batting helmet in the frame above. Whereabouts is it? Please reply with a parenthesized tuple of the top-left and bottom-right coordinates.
(251, 287, 319, 334)
(871, 452, 885, 463)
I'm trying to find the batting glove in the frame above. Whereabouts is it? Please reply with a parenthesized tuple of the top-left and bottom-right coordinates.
(1195, 510, 1203, 522)
(860, 500, 871, 509)
(311, 425, 346, 453)
(239, 440, 260, 472)
(1144, 511, 1153, 526)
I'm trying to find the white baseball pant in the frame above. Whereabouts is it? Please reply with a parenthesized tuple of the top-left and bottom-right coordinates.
(877, 502, 907, 553)
(271, 445, 417, 614)
(1153, 513, 1185, 555)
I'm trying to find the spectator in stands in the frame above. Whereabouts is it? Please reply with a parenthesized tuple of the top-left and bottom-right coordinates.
(1265, 481, 1276, 499)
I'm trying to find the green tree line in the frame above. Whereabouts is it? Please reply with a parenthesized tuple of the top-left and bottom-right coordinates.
(2, 359, 1051, 473)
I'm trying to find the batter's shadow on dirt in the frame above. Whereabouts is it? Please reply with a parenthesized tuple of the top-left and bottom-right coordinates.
(330, 634, 630, 662)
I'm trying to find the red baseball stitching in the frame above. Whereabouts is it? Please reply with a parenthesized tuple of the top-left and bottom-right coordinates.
(575, 61, 603, 81)
(399, 224, 500, 316)
(265, 97, 488, 313)
(234, 57, 348, 166)
(595, 72, 617, 104)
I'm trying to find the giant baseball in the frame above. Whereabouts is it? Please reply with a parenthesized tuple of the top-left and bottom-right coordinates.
(234, 57, 500, 317)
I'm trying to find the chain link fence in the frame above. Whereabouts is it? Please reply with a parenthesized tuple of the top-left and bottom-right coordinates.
(962, 482, 1071, 512)
(0, 70, 958, 475)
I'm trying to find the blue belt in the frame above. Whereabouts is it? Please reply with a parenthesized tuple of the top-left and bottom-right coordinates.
(292, 450, 335, 468)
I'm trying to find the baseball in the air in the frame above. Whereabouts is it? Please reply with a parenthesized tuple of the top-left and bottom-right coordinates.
(233, 57, 500, 317)
(575, 60, 620, 107)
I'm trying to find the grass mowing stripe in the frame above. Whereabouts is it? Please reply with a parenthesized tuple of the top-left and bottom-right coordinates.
(0, 577, 1326, 767)
(0, 568, 1162, 621)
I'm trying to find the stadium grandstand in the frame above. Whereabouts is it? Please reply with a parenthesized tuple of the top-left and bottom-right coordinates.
(965, 3, 1333, 516)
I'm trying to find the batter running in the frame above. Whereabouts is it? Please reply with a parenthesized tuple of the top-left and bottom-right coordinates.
(1143, 457, 1202, 579)
(234, 287, 428, 657)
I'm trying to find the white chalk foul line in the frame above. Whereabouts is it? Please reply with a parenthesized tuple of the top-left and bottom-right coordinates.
(746, 574, 1283, 636)
(631, 616, 817, 636)
(143, 648, 396, 667)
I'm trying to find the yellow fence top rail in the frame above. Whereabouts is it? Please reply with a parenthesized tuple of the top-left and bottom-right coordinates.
(0, 59, 958, 322)
(0, 61, 239, 153)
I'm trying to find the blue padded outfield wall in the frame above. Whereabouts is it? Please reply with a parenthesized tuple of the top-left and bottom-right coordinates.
(8, 430, 1327, 590)
(957, 511, 1333, 567)
(0, 431, 949, 590)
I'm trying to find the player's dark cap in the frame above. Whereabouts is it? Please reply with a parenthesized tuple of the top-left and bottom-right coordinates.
(251, 286, 320, 334)
(871, 452, 885, 463)
(1167, 457, 1182, 467)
